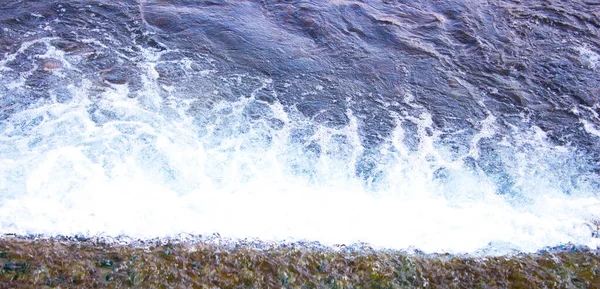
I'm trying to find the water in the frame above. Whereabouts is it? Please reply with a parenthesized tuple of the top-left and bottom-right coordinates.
(0, 0, 599, 254)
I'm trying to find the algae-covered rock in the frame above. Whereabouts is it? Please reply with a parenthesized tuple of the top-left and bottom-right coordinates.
(0, 236, 598, 288)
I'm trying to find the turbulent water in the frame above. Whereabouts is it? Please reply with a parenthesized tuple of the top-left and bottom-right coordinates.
(0, 0, 599, 254)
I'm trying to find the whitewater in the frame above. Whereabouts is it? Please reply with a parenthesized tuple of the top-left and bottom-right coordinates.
(0, 0, 599, 254)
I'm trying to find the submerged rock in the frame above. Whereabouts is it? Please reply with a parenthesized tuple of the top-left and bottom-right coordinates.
(42, 59, 62, 70)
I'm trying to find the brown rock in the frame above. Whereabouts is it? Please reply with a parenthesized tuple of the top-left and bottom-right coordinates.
(42, 59, 62, 70)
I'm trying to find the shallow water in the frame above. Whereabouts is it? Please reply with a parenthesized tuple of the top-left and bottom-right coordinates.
(0, 0, 599, 254)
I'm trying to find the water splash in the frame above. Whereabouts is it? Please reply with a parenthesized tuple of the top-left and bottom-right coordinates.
(0, 37, 598, 254)
(1, 0, 600, 254)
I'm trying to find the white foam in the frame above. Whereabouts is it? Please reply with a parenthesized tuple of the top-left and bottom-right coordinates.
(578, 46, 600, 71)
(582, 119, 600, 139)
(0, 43, 598, 254)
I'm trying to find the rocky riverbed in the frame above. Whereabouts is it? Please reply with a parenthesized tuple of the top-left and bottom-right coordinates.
(0, 236, 598, 288)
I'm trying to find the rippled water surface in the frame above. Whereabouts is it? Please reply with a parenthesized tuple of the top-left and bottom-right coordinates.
(0, 0, 599, 253)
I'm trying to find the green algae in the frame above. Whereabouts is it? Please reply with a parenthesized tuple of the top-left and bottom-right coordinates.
(0, 236, 598, 288)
